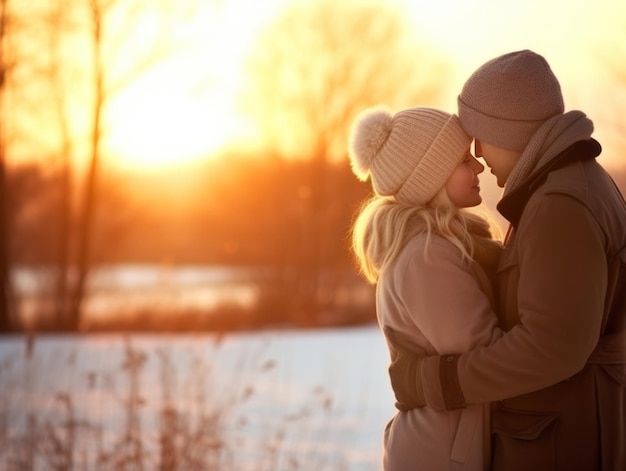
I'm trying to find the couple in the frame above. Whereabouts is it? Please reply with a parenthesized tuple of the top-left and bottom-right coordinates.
(348, 50, 626, 470)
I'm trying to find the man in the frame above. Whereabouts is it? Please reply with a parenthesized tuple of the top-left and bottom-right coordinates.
(388, 50, 626, 470)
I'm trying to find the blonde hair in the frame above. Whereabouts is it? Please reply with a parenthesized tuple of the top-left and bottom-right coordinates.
(351, 188, 501, 284)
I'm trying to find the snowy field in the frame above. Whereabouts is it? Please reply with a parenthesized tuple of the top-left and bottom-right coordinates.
(0, 325, 396, 470)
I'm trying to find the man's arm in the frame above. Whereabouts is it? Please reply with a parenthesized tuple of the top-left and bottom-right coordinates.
(392, 194, 607, 410)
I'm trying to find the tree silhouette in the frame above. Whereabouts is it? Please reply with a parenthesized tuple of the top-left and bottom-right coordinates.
(242, 0, 449, 161)
(0, 0, 195, 331)
(0, 0, 16, 332)
(236, 0, 452, 324)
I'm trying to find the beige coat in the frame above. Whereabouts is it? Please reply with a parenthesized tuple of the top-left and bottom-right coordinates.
(378, 234, 502, 470)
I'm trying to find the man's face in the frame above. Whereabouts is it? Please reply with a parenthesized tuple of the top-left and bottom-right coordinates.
(473, 140, 521, 187)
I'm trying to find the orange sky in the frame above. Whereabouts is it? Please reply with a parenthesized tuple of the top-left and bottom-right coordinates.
(105, 0, 625, 171)
(399, 0, 626, 169)
(9, 0, 626, 173)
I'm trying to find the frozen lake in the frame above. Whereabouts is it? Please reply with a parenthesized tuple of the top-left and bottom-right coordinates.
(12, 264, 373, 326)
(0, 325, 395, 470)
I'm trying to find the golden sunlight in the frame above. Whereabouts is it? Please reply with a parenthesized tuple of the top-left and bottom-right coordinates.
(12, 0, 621, 172)
(105, 0, 624, 172)
(103, 0, 283, 172)
(106, 73, 253, 170)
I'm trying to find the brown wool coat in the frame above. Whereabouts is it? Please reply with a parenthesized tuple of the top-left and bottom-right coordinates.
(421, 140, 626, 471)
(379, 234, 502, 471)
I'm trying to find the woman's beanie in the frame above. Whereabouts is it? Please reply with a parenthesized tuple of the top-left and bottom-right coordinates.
(458, 50, 564, 152)
(348, 106, 470, 205)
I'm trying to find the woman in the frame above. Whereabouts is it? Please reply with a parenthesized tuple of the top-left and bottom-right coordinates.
(348, 106, 502, 470)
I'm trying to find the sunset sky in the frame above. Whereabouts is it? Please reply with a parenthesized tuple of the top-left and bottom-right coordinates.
(9, 0, 626, 172)
(105, 0, 625, 170)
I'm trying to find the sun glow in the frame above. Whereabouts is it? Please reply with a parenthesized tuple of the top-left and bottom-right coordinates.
(106, 70, 255, 170)
(104, 0, 281, 171)
(11, 0, 625, 173)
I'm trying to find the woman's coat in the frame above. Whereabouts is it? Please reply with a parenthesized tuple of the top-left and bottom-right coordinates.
(378, 233, 502, 471)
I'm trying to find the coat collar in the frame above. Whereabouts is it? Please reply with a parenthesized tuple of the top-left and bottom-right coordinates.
(497, 138, 602, 228)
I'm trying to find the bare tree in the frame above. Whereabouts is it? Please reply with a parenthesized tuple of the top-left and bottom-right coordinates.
(66, 0, 110, 329)
(0, 0, 14, 332)
(0, 0, 210, 331)
(58, 0, 186, 330)
(238, 0, 452, 324)
(39, 0, 76, 329)
(243, 0, 449, 162)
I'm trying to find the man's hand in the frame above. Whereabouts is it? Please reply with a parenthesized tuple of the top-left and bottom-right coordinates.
(384, 327, 427, 410)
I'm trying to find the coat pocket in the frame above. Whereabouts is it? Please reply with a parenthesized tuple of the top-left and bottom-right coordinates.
(491, 406, 559, 471)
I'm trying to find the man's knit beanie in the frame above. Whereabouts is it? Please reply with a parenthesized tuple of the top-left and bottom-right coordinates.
(458, 50, 564, 152)
(348, 107, 470, 205)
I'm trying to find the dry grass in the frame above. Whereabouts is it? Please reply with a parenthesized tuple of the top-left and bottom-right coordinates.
(0, 333, 357, 470)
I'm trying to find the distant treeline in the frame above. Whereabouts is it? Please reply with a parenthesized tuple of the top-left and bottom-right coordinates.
(8, 154, 372, 267)
(5, 154, 378, 330)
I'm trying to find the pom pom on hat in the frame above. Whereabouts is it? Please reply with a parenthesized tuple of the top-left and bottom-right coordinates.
(349, 107, 394, 181)
(458, 49, 564, 152)
(348, 106, 471, 205)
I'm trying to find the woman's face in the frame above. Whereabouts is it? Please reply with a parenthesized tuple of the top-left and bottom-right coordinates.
(474, 139, 521, 187)
(445, 150, 484, 208)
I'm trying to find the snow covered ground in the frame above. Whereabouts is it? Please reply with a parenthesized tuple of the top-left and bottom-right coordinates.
(0, 325, 396, 470)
